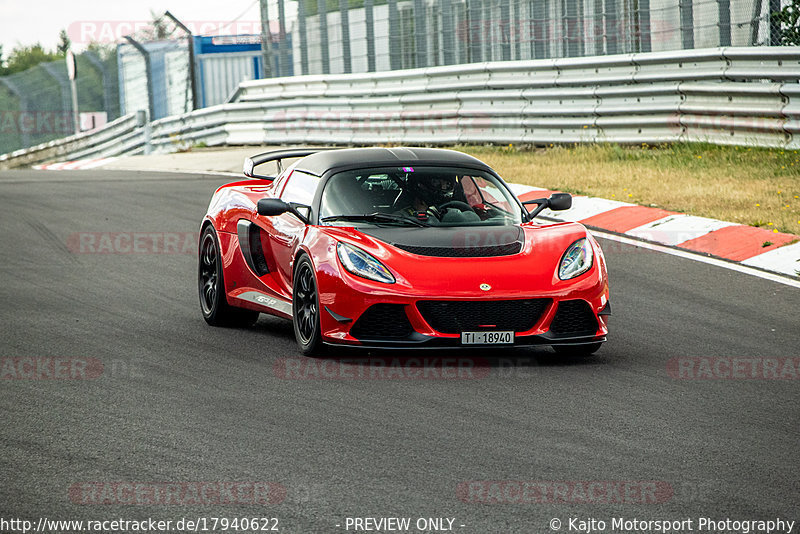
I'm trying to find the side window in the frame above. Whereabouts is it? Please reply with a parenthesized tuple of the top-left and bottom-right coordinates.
(462, 175, 514, 213)
(461, 176, 481, 206)
(280, 171, 320, 206)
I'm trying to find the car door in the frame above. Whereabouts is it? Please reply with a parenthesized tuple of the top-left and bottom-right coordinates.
(238, 166, 295, 298)
(268, 170, 320, 294)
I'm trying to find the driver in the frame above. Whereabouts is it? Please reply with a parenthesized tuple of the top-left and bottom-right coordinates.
(396, 172, 457, 221)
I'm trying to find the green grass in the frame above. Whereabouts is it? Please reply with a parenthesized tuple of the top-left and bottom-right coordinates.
(452, 143, 800, 235)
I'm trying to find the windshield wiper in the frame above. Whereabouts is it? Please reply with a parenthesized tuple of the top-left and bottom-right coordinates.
(321, 212, 429, 227)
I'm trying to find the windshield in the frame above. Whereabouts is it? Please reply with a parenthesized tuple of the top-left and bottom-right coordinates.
(319, 166, 523, 227)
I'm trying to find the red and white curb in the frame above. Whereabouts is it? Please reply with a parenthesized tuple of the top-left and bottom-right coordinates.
(508, 184, 800, 281)
(33, 157, 118, 170)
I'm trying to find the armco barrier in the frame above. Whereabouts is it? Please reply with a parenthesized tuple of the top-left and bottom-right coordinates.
(0, 114, 140, 169)
(2, 47, 800, 168)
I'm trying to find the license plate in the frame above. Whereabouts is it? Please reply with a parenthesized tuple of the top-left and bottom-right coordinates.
(461, 331, 514, 345)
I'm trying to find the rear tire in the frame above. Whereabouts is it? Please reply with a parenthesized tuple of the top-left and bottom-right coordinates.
(198, 225, 259, 327)
(292, 255, 324, 356)
(552, 342, 602, 357)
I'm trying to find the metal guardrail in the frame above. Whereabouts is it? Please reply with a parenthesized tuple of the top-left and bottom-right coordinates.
(0, 114, 140, 169)
(2, 47, 799, 169)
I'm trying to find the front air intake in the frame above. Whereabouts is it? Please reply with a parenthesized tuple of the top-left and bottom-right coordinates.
(350, 304, 414, 340)
(417, 299, 550, 334)
(549, 300, 599, 337)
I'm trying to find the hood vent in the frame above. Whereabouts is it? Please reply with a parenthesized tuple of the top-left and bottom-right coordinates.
(393, 241, 522, 258)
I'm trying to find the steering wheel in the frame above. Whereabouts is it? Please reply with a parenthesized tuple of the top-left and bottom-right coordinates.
(437, 200, 473, 212)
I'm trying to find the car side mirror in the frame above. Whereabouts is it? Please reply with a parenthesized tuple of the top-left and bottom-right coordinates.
(257, 198, 311, 224)
(257, 198, 290, 216)
(522, 193, 573, 220)
(548, 193, 572, 211)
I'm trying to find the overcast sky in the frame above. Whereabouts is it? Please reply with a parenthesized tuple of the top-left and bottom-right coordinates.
(1, 0, 297, 54)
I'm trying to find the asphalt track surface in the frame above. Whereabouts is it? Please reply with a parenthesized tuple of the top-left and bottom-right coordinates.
(1, 169, 798, 533)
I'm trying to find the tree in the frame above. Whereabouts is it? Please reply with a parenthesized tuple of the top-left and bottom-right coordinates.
(772, 0, 800, 45)
(143, 10, 176, 41)
(57, 29, 71, 54)
(86, 41, 116, 62)
(3, 44, 61, 75)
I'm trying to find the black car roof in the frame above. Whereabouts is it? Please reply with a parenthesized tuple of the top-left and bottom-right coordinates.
(294, 147, 493, 176)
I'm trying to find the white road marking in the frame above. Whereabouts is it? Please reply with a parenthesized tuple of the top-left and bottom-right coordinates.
(626, 214, 738, 246)
(542, 196, 635, 222)
(591, 229, 800, 289)
(742, 241, 800, 278)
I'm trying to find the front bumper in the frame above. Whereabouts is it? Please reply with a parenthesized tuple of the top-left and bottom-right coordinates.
(323, 331, 608, 350)
(319, 292, 610, 349)
(317, 237, 610, 349)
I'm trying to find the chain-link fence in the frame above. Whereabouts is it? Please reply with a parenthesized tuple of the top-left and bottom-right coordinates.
(0, 51, 119, 155)
(290, 0, 794, 75)
(117, 12, 194, 121)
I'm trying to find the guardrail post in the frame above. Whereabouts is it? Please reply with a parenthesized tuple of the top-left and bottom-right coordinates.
(749, 0, 763, 45)
(340, 0, 352, 74)
(591, 0, 603, 55)
(278, 0, 290, 77)
(605, 0, 618, 55)
(40, 62, 73, 127)
(564, 0, 584, 57)
(679, 0, 695, 49)
(259, 0, 274, 77)
(318, 0, 330, 74)
(123, 36, 156, 121)
(533, 0, 550, 59)
(297, 0, 309, 75)
(414, 0, 428, 68)
(717, 0, 731, 46)
(164, 11, 198, 111)
(467, 0, 483, 62)
(441, 0, 455, 65)
(365, 0, 376, 72)
(136, 110, 152, 155)
(500, 0, 512, 61)
(388, 0, 401, 70)
(84, 51, 115, 121)
(769, 0, 781, 45)
(511, 0, 521, 59)
(638, 0, 652, 52)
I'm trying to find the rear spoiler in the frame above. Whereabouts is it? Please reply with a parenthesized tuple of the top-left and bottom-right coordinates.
(243, 147, 340, 179)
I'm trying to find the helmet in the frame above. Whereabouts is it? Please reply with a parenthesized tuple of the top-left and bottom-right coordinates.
(408, 172, 456, 205)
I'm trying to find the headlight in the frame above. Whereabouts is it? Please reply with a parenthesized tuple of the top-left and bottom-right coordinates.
(336, 242, 395, 284)
(558, 238, 594, 280)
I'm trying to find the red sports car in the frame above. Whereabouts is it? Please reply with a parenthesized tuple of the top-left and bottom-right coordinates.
(199, 147, 610, 355)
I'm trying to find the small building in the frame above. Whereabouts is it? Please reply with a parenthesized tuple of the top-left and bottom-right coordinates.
(117, 32, 292, 119)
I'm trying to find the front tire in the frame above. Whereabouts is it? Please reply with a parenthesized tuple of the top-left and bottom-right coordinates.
(292, 255, 323, 356)
(198, 225, 259, 327)
(552, 342, 602, 357)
